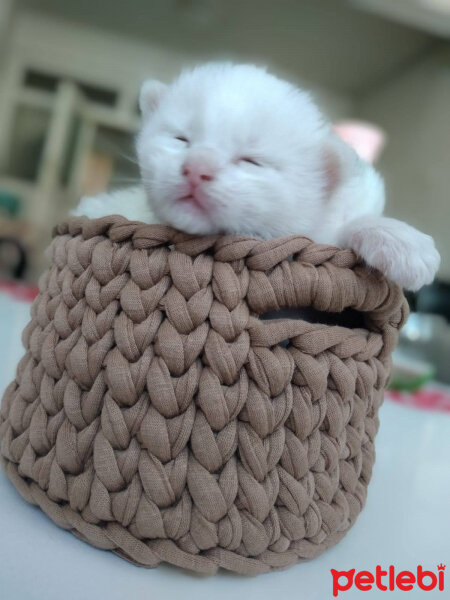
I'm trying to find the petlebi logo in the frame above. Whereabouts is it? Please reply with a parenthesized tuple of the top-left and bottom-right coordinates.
(331, 564, 445, 596)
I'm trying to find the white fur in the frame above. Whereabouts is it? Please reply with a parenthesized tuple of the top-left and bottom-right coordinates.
(337, 216, 440, 291)
(74, 63, 440, 291)
(73, 186, 153, 222)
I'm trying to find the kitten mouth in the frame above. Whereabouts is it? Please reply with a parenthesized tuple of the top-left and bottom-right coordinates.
(178, 193, 210, 215)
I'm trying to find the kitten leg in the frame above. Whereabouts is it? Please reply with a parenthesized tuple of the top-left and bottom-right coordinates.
(336, 215, 440, 291)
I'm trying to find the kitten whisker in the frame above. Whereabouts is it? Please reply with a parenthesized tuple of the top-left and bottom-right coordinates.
(118, 151, 141, 166)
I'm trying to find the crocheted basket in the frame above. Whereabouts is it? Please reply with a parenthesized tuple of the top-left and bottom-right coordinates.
(0, 216, 407, 575)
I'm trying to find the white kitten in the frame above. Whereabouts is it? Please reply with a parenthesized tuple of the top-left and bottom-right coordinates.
(74, 63, 440, 291)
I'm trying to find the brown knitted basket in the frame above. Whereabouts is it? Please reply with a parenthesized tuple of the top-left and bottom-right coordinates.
(0, 216, 407, 575)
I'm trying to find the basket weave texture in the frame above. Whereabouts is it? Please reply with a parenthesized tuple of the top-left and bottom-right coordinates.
(0, 216, 407, 575)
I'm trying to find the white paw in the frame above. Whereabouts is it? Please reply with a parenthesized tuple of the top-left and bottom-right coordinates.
(342, 218, 440, 291)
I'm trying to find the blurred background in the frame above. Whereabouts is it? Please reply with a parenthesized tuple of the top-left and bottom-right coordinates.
(0, 0, 449, 388)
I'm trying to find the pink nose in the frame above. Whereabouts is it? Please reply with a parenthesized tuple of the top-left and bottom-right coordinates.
(182, 160, 215, 187)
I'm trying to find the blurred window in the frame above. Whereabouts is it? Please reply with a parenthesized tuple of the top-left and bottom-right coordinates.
(23, 70, 58, 93)
(84, 125, 139, 194)
(78, 83, 117, 107)
(6, 105, 50, 182)
(23, 69, 118, 107)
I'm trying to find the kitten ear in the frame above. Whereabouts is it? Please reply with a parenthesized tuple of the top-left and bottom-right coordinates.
(321, 134, 359, 200)
(139, 80, 167, 119)
(322, 145, 342, 199)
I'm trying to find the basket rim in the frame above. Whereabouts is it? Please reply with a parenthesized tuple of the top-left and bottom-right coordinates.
(56, 215, 358, 265)
(53, 215, 408, 333)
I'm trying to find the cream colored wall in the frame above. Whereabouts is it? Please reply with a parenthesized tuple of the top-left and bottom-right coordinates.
(357, 48, 450, 280)
(4, 9, 352, 119)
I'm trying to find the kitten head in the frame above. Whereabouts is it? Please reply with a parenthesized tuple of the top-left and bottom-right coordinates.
(136, 63, 336, 238)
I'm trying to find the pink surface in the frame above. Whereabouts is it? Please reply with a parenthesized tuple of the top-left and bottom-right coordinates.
(0, 280, 38, 303)
(386, 388, 450, 413)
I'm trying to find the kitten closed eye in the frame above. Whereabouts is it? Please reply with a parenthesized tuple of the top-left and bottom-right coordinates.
(175, 136, 189, 144)
(240, 157, 262, 166)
